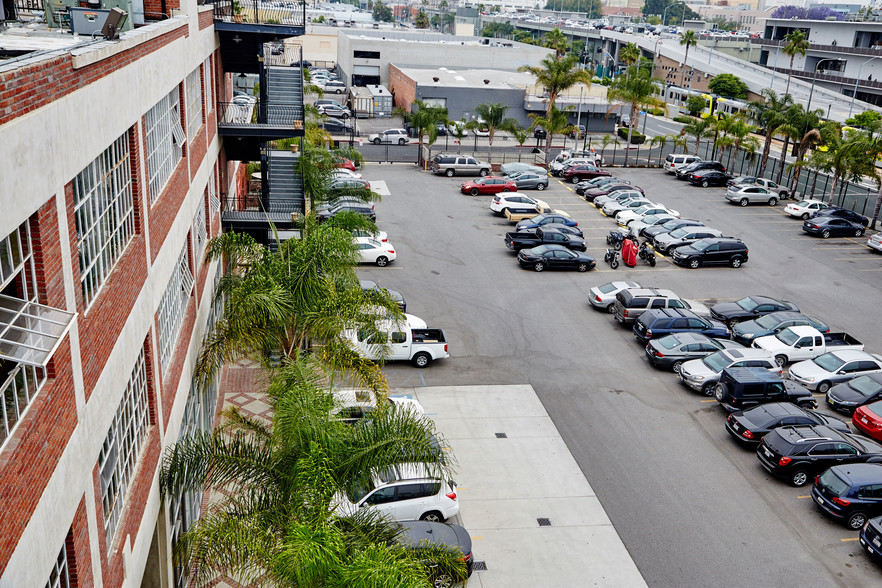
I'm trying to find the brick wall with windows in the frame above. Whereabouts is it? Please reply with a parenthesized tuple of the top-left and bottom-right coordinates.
(65, 497, 94, 588)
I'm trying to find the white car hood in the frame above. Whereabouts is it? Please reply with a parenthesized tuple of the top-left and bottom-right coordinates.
(679, 358, 716, 379)
(788, 360, 829, 381)
(752, 335, 788, 353)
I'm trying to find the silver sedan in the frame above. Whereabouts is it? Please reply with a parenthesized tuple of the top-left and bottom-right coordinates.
(725, 185, 780, 207)
(512, 172, 550, 191)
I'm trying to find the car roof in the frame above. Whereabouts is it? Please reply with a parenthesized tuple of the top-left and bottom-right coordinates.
(722, 348, 775, 360)
(722, 366, 780, 383)
(829, 349, 877, 361)
(775, 424, 845, 443)
(396, 521, 471, 554)
(660, 331, 711, 343)
(745, 402, 806, 418)
(828, 463, 882, 485)
(640, 308, 698, 321)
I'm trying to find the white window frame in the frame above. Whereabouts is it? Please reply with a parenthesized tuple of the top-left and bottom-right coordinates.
(73, 132, 136, 309)
(145, 88, 185, 203)
(98, 348, 150, 550)
(0, 223, 48, 450)
(44, 545, 70, 588)
(204, 57, 213, 114)
(193, 202, 207, 266)
(157, 245, 194, 375)
(186, 67, 204, 141)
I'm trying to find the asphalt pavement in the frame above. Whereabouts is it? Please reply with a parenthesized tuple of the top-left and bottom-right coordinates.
(356, 161, 882, 587)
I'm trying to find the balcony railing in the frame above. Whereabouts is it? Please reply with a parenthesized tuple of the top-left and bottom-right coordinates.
(208, 0, 306, 27)
(218, 100, 304, 130)
(752, 37, 882, 57)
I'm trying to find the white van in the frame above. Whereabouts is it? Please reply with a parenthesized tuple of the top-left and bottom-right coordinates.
(664, 154, 701, 174)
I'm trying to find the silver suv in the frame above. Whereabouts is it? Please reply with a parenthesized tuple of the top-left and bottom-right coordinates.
(433, 155, 491, 177)
(679, 348, 781, 396)
(613, 288, 684, 326)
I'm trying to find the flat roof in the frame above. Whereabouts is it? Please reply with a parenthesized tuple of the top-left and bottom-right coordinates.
(396, 66, 536, 89)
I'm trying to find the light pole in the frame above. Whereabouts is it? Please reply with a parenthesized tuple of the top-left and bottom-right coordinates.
(850, 55, 882, 117)
(806, 57, 843, 113)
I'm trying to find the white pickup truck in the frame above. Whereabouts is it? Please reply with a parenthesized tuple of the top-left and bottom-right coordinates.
(346, 314, 449, 368)
(752, 325, 863, 367)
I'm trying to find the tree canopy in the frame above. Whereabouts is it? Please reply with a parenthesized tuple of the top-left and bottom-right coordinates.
(641, 0, 700, 24)
(708, 73, 748, 99)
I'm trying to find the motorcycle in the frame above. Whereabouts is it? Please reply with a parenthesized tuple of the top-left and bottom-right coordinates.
(606, 230, 626, 251)
(638, 241, 657, 267)
(604, 248, 619, 269)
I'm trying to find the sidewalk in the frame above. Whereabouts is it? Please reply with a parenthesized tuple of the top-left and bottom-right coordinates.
(401, 384, 647, 588)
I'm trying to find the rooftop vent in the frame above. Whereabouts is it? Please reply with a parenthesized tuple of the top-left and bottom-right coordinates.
(484, 79, 490, 84)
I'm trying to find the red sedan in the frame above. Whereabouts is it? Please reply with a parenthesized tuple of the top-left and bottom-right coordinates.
(853, 400, 882, 441)
(335, 158, 356, 172)
(460, 176, 517, 196)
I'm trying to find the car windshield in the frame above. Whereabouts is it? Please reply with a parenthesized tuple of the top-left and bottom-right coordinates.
(736, 297, 759, 312)
(796, 200, 813, 207)
(532, 245, 552, 254)
(598, 282, 618, 294)
(774, 329, 800, 346)
(755, 314, 781, 329)
(346, 479, 376, 503)
(690, 240, 711, 252)
(657, 335, 681, 350)
(702, 351, 732, 372)
(817, 469, 849, 496)
(661, 220, 681, 229)
(669, 228, 690, 238)
(813, 353, 846, 372)
(849, 376, 882, 397)
(528, 215, 546, 223)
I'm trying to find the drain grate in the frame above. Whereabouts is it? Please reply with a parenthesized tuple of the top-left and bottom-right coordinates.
(537, 518, 552, 527)
(472, 561, 487, 571)
(495, 432, 507, 438)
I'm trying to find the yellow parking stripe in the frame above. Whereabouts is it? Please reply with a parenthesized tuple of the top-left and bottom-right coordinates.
(841, 537, 860, 542)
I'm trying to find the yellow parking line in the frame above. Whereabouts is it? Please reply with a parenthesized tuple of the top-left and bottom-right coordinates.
(812, 247, 867, 251)
(841, 537, 860, 542)
(700, 399, 716, 403)
(471, 536, 484, 540)
(797, 495, 811, 499)
(860, 268, 882, 271)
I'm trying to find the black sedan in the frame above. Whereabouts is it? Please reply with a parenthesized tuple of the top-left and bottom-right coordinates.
(360, 280, 406, 311)
(802, 216, 866, 238)
(826, 373, 882, 414)
(726, 402, 850, 444)
(518, 223, 584, 238)
(517, 244, 595, 272)
(578, 181, 638, 200)
(812, 206, 869, 227)
(689, 169, 732, 187)
(396, 521, 473, 581)
(710, 295, 800, 328)
(642, 218, 703, 240)
(645, 332, 742, 373)
(727, 175, 759, 188)
(730, 311, 830, 346)
(321, 119, 354, 135)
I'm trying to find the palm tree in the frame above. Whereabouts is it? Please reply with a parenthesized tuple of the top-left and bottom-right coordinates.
(747, 89, 793, 178)
(782, 30, 810, 96)
(449, 120, 467, 153)
(650, 133, 668, 166)
(779, 104, 823, 197)
(823, 128, 876, 203)
(720, 119, 760, 170)
(519, 55, 593, 120)
(599, 134, 620, 162)
(470, 103, 519, 163)
(619, 42, 641, 67)
(679, 30, 697, 87)
(606, 65, 664, 166)
(671, 132, 688, 154)
(543, 27, 569, 58)
(409, 99, 448, 167)
(682, 117, 715, 156)
(529, 106, 576, 157)
(160, 355, 467, 586)
(511, 124, 529, 161)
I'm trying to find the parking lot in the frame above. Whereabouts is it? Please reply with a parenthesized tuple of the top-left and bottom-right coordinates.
(356, 162, 882, 587)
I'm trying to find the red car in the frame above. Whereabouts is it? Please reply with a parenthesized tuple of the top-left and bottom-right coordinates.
(563, 165, 612, 183)
(336, 159, 356, 172)
(853, 400, 882, 441)
(460, 176, 517, 196)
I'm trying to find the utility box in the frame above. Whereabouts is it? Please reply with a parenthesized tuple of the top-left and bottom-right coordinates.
(368, 85, 393, 118)
(350, 87, 374, 119)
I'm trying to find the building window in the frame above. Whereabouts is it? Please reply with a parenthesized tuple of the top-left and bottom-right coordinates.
(73, 132, 136, 309)
(186, 67, 204, 141)
(354, 50, 380, 59)
(44, 545, 70, 588)
(157, 245, 194, 375)
(0, 221, 74, 450)
(98, 348, 150, 550)
(204, 57, 213, 114)
(208, 167, 220, 214)
(193, 202, 207, 266)
(145, 88, 185, 203)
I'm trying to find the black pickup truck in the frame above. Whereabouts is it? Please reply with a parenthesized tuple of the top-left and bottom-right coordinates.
(504, 227, 587, 252)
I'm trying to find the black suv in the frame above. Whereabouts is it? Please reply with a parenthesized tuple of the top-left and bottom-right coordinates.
(726, 402, 850, 445)
(813, 463, 882, 529)
(714, 367, 815, 413)
(316, 203, 376, 223)
(757, 425, 882, 486)
(670, 237, 748, 269)
(675, 160, 725, 180)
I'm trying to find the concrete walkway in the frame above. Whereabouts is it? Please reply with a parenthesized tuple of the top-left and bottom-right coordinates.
(399, 384, 647, 588)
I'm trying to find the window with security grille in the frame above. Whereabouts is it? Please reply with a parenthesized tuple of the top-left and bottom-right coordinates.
(98, 348, 150, 550)
(157, 245, 194, 374)
(0, 223, 48, 450)
(186, 67, 203, 141)
(193, 202, 207, 265)
(73, 132, 135, 309)
(145, 88, 185, 203)
(44, 545, 70, 588)
(208, 166, 220, 214)
(204, 57, 213, 114)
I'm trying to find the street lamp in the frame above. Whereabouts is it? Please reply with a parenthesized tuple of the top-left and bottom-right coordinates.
(850, 55, 882, 117)
(806, 57, 844, 113)
(768, 38, 784, 90)
(662, 1, 684, 26)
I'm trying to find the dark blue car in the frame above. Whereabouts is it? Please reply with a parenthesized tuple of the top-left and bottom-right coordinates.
(802, 216, 866, 239)
(860, 516, 882, 562)
(633, 308, 729, 343)
(515, 213, 578, 231)
(813, 463, 882, 529)
(811, 206, 869, 227)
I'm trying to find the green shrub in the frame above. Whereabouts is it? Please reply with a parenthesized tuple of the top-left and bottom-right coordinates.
(616, 128, 646, 144)
(648, 107, 666, 116)
(673, 115, 694, 124)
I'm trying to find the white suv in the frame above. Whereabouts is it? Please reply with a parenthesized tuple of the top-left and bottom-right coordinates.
(664, 154, 701, 174)
(369, 128, 410, 145)
(335, 463, 459, 522)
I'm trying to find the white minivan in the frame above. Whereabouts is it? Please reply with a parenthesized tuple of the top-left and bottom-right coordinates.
(664, 154, 701, 174)
(335, 463, 459, 522)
